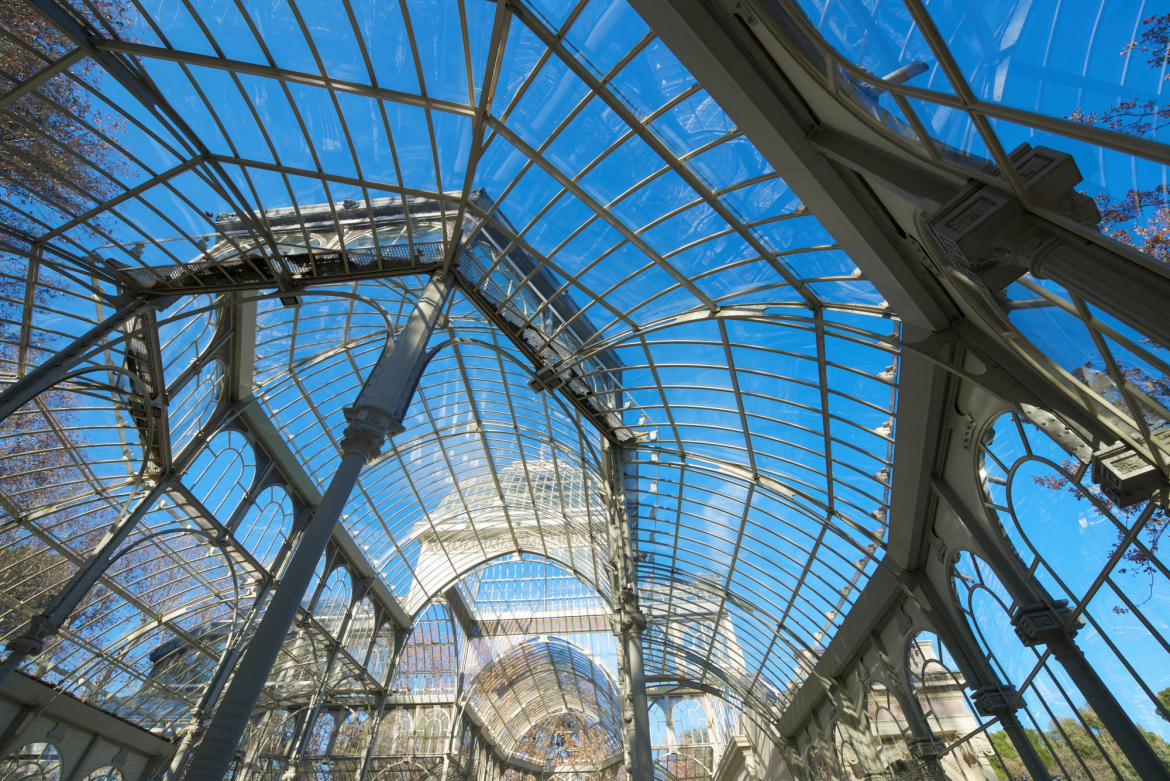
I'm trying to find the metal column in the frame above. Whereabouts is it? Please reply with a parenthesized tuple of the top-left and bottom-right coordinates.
(997, 586, 1170, 781)
(1025, 225, 1170, 355)
(603, 441, 653, 781)
(1046, 629, 1170, 781)
(916, 578, 1055, 780)
(183, 272, 452, 781)
(620, 605, 653, 781)
(162, 567, 282, 781)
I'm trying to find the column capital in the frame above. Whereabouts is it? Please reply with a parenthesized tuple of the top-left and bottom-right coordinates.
(618, 586, 647, 633)
(6, 614, 56, 656)
(926, 145, 1098, 292)
(972, 684, 1023, 717)
(1011, 600, 1081, 648)
(908, 737, 946, 762)
(340, 405, 395, 462)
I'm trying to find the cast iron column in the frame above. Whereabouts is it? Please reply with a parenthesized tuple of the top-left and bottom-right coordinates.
(1013, 601, 1170, 781)
(183, 272, 451, 781)
(603, 441, 653, 781)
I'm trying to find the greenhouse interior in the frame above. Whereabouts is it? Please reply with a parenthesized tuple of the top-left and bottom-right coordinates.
(0, 0, 1169, 780)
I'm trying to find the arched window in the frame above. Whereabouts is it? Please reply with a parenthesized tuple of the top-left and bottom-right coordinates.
(314, 566, 353, 637)
(951, 550, 1160, 779)
(346, 598, 376, 665)
(82, 767, 122, 781)
(158, 294, 219, 386)
(417, 708, 449, 754)
(0, 742, 62, 781)
(306, 711, 337, 757)
(864, 673, 916, 776)
(649, 701, 670, 750)
(236, 485, 294, 570)
(671, 699, 710, 746)
(392, 603, 457, 695)
(368, 626, 396, 686)
(374, 710, 412, 756)
(186, 429, 255, 523)
(248, 710, 297, 757)
(372, 760, 430, 781)
(671, 699, 712, 773)
(332, 711, 372, 758)
(905, 630, 1004, 781)
(978, 410, 1170, 757)
(656, 752, 709, 781)
(832, 722, 864, 781)
(168, 358, 224, 455)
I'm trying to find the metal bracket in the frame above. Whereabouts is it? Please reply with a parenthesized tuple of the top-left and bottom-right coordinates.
(526, 363, 569, 394)
(946, 406, 975, 450)
(908, 737, 946, 762)
(1090, 430, 1170, 510)
(1011, 600, 1081, 647)
(972, 684, 1023, 717)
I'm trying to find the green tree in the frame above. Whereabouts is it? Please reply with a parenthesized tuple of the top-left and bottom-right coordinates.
(986, 706, 1170, 781)
(988, 727, 1053, 781)
(1158, 687, 1170, 724)
(1020, 706, 1169, 781)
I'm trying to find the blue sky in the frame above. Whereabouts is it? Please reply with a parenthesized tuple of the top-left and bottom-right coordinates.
(9, 0, 1170, 760)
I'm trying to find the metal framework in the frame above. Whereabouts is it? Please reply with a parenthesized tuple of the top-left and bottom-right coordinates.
(1, 0, 1169, 780)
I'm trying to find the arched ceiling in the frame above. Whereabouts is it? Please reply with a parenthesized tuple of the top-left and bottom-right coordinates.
(0, 0, 1165, 763)
(462, 637, 623, 766)
(0, 0, 916, 739)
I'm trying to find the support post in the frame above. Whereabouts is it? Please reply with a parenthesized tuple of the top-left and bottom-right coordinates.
(282, 586, 362, 777)
(970, 684, 1052, 781)
(0, 294, 160, 424)
(0, 477, 171, 688)
(183, 272, 451, 781)
(603, 441, 653, 781)
(1050, 635, 1169, 779)
(620, 606, 653, 781)
(928, 144, 1170, 352)
(915, 578, 1054, 781)
(1025, 222, 1170, 354)
(867, 630, 951, 781)
(162, 566, 280, 781)
(1011, 600, 1170, 780)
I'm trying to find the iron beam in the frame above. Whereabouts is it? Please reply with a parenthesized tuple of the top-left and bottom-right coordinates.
(0, 48, 85, 112)
(0, 295, 162, 424)
(183, 272, 451, 781)
(623, 0, 953, 331)
(0, 478, 171, 688)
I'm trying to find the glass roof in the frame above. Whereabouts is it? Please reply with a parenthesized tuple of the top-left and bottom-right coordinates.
(463, 637, 623, 765)
(2, 0, 1170, 778)
(0, 0, 940, 758)
(755, 0, 1170, 470)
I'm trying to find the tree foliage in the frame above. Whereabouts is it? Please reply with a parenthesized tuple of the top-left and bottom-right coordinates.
(0, 0, 138, 671)
(988, 707, 1170, 781)
(0, 0, 131, 240)
(1070, 14, 1170, 262)
(1158, 687, 1170, 724)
